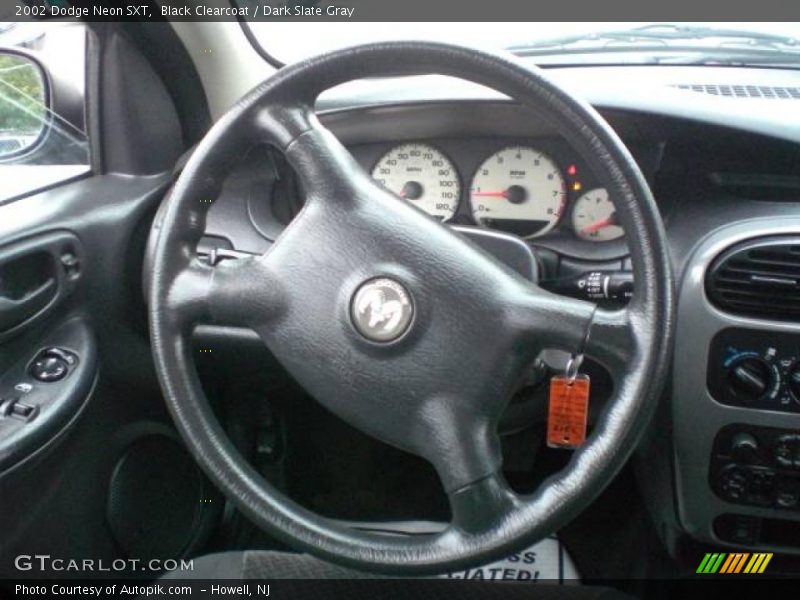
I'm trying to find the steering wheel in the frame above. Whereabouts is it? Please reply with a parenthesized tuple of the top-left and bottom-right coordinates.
(148, 42, 674, 575)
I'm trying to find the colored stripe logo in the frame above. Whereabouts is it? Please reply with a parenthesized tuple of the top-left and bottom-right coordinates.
(696, 553, 773, 574)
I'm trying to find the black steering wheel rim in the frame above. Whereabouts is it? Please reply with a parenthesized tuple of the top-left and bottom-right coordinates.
(148, 42, 675, 575)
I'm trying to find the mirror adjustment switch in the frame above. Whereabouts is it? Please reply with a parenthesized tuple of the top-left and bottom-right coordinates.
(29, 347, 77, 382)
(44, 347, 77, 366)
(31, 356, 68, 382)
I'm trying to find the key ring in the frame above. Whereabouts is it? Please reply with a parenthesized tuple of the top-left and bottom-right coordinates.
(565, 306, 597, 385)
(564, 354, 584, 385)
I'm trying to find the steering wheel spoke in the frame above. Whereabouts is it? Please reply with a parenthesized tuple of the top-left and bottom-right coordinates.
(255, 103, 379, 207)
(417, 411, 519, 534)
(514, 284, 596, 352)
(448, 472, 520, 535)
(166, 255, 284, 329)
(514, 281, 637, 378)
(582, 306, 638, 379)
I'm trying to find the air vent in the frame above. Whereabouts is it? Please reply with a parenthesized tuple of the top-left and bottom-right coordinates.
(672, 84, 800, 99)
(706, 237, 800, 321)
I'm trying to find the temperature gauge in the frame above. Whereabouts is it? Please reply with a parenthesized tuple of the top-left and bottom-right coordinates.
(571, 188, 624, 242)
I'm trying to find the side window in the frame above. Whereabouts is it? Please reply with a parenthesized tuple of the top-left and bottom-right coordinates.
(0, 53, 45, 156)
(0, 22, 90, 202)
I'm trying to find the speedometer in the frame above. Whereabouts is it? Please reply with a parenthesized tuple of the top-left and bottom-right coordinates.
(469, 146, 566, 238)
(371, 143, 460, 221)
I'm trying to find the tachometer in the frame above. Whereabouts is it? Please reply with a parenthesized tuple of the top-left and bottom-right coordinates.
(371, 143, 460, 221)
(469, 146, 565, 238)
(572, 188, 624, 242)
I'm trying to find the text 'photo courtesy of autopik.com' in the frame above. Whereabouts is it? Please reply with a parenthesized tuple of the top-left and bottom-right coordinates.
(1, 1, 800, 599)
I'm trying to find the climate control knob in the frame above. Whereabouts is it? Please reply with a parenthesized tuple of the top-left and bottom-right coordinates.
(727, 357, 771, 404)
(787, 363, 800, 405)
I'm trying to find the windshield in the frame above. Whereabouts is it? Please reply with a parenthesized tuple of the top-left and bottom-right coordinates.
(246, 22, 800, 67)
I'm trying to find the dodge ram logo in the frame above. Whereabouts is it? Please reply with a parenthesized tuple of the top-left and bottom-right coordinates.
(351, 278, 413, 342)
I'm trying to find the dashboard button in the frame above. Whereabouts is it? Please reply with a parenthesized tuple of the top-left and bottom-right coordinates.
(774, 441, 793, 467)
(719, 466, 749, 501)
(775, 480, 800, 509)
(787, 363, 800, 405)
(748, 470, 776, 502)
(774, 434, 800, 469)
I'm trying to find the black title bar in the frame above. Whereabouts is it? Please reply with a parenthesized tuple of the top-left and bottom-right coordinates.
(3, 0, 800, 22)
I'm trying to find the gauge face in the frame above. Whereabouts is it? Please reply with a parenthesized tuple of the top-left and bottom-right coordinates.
(371, 143, 460, 221)
(572, 188, 624, 242)
(469, 146, 566, 238)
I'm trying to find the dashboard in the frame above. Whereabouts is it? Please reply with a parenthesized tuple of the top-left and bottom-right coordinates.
(357, 138, 623, 243)
(203, 103, 669, 272)
(193, 71, 800, 561)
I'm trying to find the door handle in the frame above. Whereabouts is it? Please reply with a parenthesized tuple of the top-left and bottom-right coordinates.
(0, 231, 83, 340)
(0, 277, 57, 332)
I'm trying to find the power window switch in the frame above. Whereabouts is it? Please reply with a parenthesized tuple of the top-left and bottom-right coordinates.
(0, 397, 17, 417)
(0, 398, 37, 421)
(10, 401, 37, 421)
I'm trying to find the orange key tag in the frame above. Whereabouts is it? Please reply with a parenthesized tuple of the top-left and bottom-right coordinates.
(547, 374, 590, 449)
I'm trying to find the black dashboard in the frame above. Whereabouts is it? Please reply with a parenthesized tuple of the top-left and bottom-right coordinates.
(193, 83, 800, 558)
(202, 102, 672, 282)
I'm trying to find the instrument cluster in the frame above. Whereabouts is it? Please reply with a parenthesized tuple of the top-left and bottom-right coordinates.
(367, 140, 624, 244)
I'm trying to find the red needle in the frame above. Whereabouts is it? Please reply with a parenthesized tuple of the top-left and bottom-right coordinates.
(471, 190, 509, 199)
(581, 216, 615, 235)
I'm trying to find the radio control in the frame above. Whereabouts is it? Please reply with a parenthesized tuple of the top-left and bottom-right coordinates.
(712, 425, 800, 512)
(773, 434, 800, 469)
(719, 465, 749, 501)
(776, 480, 800, 509)
(730, 432, 759, 461)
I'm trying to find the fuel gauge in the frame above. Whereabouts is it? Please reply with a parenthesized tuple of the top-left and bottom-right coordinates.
(572, 188, 624, 242)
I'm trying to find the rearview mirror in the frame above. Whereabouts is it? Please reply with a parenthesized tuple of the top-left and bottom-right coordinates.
(0, 52, 46, 158)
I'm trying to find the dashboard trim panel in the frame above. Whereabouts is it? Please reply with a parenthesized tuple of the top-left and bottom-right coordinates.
(673, 216, 800, 553)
